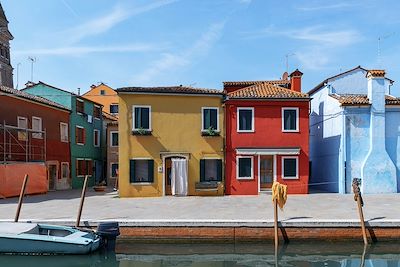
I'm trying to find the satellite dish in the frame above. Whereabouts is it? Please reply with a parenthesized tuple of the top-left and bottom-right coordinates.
(282, 72, 289, 80)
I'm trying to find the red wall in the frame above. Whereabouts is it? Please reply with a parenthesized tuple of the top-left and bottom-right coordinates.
(225, 100, 309, 195)
(0, 95, 70, 180)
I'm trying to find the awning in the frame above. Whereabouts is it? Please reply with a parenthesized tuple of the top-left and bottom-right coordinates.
(235, 147, 300, 155)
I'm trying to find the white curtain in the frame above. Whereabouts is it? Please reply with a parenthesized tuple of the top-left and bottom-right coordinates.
(171, 158, 188, 196)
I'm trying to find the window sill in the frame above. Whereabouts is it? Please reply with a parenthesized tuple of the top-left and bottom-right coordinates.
(237, 130, 254, 133)
(130, 182, 153, 185)
(201, 131, 220, 137)
(282, 130, 299, 133)
(237, 177, 254, 180)
(132, 130, 152, 136)
(282, 176, 299, 180)
(76, 143, 85, 146)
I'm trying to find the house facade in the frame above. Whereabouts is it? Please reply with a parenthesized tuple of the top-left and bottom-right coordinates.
(83, 83, 119, 116)
(22, 82, 103, 188)
(106, 121, 118, 187)
(309, 66, 399, 194)
(0, 85, 70, 195)
(224, 70, 310, 195)
(117, 86, 224, 197)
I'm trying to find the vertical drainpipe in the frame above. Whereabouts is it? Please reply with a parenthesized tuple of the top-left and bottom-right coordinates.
(340, 108, 347, 194)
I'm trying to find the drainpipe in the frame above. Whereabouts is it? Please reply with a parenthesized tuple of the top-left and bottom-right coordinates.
(340, 108, 347, 194)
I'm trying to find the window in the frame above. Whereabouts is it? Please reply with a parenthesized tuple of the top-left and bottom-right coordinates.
(237, 156, 253, 179)
(32, 116, 43, 139)
(282, 157, 298, 179)
(237, 107, 254, 132)
(61, 162, 70, 180)
(76, 126, 85, 145)
(93, 129, 100, 147)
(17, 116, 28, 141)
(111, 163, 119, 178)
(129, 159, 154, 183)
(100, 90, 105, 95)
(200, 159, 222, 182)
(282, 107, 299, 132)
(110, 104, 119, 115)
(110, 131, 118, 147)
(133, 106, 151, 131)
(202, 107, 219, 132)
(60, 122, 69, 142)
(76, 159, 93, 177)
(76, 99, 84, 114)
(93, 105, 101, 119)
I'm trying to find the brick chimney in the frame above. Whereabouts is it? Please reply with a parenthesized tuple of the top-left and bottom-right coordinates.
(289, 69, 303, 92)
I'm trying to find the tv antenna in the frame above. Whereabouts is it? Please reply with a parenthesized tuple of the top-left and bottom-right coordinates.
(378, 33, 395, 67)
(285, 53, 295, 73)
(28, 57, 37, 82)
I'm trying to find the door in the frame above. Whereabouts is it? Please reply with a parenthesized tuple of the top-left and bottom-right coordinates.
(260, 155, 274, 190)
(95, 160, 103, 184)
(171, 158, 188, 196)
(48, 164, 57, 191)
(165, 158, 172, 196)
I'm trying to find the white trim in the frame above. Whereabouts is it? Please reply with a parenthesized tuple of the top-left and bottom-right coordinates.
(31, 116, 43, 139)
(110, 162, 118, 178)
(75, 125, 85, 145)
(273, 155, 277, 182)
(60, 162, 70, 180)
(236, 156, 254, 180)
(257, 155, 261, 193)
(201, 107, 220, 132)
(237, 107, 254, 133)
(76, 98, 84, 115)
(282, 156, 299, 179)
(93, 129, 100, 147)
(109, 131, 118, 147)
(130, 158, 154, 185)
(94, 105, 101, 120)
(282, 107, 299, 132)
(236, 148, 300, 155)
(161, 154, 189, 196)
(17, 116, 28, 129)
(60, 122, 69, 143)
(132, 105, 152, 131)
(110, 104, 119, 115)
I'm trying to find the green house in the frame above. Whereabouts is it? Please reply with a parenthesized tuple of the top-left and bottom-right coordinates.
(22, 82, 103, 188)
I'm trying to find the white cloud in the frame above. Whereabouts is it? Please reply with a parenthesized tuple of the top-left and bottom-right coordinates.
(61, 0, 79, 17)
(296, 2, 358, 11)
(14, 43, 166, 56)
(132, 22, 225, 85)
(66, 0, 178, 43)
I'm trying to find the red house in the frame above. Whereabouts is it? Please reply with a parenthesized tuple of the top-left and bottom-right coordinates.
(224, 70, 310, 195)
(0, 86, 71, 196)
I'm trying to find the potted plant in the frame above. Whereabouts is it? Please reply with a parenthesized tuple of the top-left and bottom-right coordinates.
(132, 127, 151, 135)
(93, 180, 107, 192)
(202, 126, 218, 136)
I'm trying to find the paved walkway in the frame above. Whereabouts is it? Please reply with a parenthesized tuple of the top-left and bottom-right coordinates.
(0, 189, 399, 227)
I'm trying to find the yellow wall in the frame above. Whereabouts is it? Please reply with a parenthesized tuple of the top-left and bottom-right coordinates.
(83, 84, 118, 115)
(118, 93, 224, 197)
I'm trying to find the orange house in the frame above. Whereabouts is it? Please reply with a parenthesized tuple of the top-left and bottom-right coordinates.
(83, 83, 119, 116)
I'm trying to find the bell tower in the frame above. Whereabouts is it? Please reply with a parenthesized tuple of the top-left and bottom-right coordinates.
(0, 2, 13, 88)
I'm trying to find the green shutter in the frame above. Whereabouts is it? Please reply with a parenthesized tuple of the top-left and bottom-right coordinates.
(200, 159, 205, 182)
(217, 159, 222, 182)
(129, 160, 136, 183)
(148, 160, 154, 183)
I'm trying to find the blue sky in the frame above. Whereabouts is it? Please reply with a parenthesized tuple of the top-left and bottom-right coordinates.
(3, 0, 400, 94)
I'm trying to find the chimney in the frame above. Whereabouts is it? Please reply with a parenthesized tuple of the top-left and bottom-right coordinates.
(289, 69, 303, 92)
(25, 81, 35, 88)
(361, 69, 397, 193)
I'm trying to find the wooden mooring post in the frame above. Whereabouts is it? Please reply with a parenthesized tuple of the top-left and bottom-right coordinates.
(352, 178, 368, 245)
(274, 198, 279, 248)
(76, 175, 89, 227)
(14, 174, 29, 222)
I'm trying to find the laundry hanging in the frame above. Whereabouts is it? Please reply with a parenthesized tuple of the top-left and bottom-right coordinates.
(171, 158, 188, 196)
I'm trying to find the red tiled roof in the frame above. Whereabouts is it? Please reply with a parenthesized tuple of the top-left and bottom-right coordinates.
(102, 111, 117, 121)
(330, 94, 400, 106)
(227, 82, 309, 99)
(223, 80, 290, 87)
(367, 70, 385, 78)
(116, 86, 223, 95)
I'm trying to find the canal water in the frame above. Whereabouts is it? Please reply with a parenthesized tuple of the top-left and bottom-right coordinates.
(0, 241, 399, 266)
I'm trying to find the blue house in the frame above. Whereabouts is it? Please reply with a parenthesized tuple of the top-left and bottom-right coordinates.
(309, 66, 399, 194)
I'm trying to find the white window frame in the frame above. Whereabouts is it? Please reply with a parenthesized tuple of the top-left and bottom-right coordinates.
(76, 158, 85, 177)
(282, 107, 299, 132)
(237, 107, 254, 133)
(201, 107, 220, 132)
(93, 129, 100, 147)
(61, 162, 70, 180)
(17, 116, 27, 128)
(76, 125, 85, 145)
(60, 122, 69, 143)
(76, 98, 84, 115)
(132, 105, 152, 131)
(110, 162, 118, 178)
(110, 104, 119, 115)
(130, 157, 153, 185)
(109, 131, 118, 147)
(94, 104, 101, 120)
(236, 156, 254, 180)
(32, 116, 43, 139)
(282, 156, 299, 179)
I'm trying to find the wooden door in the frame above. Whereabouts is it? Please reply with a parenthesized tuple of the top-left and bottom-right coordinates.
(165, 158, 172, 195)
(48, 164, 57, 191)
(260, 155, 273, 190)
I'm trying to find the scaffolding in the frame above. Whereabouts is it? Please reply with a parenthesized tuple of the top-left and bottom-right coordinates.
(0, 121, 47, 163)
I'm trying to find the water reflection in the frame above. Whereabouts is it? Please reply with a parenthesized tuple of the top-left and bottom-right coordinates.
(0, 241, 399, 267)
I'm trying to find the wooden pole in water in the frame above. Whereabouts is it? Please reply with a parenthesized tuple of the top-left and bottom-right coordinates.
(14, 174, 29, 222)
(352, 178, 368, 245)
(76, 175, 89, 227)
(274, 198, 279, 248)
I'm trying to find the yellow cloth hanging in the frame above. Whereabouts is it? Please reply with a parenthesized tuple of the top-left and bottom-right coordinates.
(271, 181, 287, 210)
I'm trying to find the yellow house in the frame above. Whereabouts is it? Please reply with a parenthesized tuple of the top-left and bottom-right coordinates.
(83, 83, 119, 116)
(117, 86, 225, 197)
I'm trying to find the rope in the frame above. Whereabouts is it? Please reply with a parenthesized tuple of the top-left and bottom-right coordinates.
(271, 181, 287, 210)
